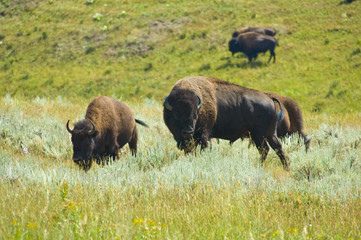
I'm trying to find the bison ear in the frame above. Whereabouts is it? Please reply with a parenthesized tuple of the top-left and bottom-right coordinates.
(196, 95, 203, 110)
(88, 120, 96, 136)
(163, 95, 173, 111)
(66, 120, 73, 134)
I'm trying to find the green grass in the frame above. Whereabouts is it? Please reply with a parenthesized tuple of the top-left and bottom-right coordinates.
(1, 0, 361, 238)
(1, 0, 361, 113)
(1, 96, 361, 239)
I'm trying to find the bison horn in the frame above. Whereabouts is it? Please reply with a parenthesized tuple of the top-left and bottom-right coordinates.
(66, 120, 73, 134)
(163, 96, 173, 111)
(88, 120, 96, 136)
(197, 95, 203, 110)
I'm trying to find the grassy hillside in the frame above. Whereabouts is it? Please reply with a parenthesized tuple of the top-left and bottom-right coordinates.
(1, 0, 361, 114)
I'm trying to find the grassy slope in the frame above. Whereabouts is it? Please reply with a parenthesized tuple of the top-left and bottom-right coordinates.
(1, 0, 361, 114)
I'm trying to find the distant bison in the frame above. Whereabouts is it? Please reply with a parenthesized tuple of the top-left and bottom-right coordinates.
(232, 27, 276, 38)
(228, 32, 278, 63)
(66, 96, 148, 171)
(163, 76, 290, 170)
(265, 92, 312, 152)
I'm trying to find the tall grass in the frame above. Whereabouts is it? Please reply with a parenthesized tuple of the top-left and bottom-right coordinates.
(1, 96, 360, 239)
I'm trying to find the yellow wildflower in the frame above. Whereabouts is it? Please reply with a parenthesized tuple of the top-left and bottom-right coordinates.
(288, 228, 298, 234)
(27, 222, 37, 228)
(133, 218, 144, 225)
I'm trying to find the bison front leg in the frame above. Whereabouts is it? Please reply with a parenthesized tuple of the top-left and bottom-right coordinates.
(247, 54, 253, 63)
(253, 136, 270, 164)
(95, 155, 102, 165)
(81, 159, 93, 172)
(199, 137, 209, 151)
(110, 143, 120, 161)
(253, 53, 258, 61)
(195, 130, 210, 151)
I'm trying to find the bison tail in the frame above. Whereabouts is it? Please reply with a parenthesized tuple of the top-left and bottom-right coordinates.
(135, 119, 149, 128)
(271, 97, 284, 122)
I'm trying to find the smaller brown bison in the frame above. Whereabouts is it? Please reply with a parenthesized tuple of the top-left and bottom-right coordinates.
(66, 96, 148, 171)
(232, 27, 277, 38)
(265, 92, 312, 152)
(228, 32, 278, 63)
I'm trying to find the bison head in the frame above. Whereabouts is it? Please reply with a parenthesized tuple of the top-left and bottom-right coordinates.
(232, 30, 240, 38)
(228, 37, 242, 56)
(66, 119, 97, 171)
(163, 89, 202, 149)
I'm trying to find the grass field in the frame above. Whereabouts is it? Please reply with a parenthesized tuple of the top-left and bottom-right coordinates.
(1, 97, 361, 239)
(1, 0, 361, 239)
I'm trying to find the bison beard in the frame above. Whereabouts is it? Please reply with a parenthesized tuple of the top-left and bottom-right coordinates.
(163, 76, 290, 170)
(66, 96, 148, 172)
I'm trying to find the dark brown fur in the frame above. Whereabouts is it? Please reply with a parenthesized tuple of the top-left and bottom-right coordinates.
(265, 92, 312, 152)
(232, 27, 277, 38)
(163, 76, 290, 170)
(66, 96, 148, 171)
(228, 32, 279, 63)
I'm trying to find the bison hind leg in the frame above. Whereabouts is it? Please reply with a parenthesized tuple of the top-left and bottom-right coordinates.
(267, 135, 290, 170)
(268, 49, 276, 63)
(129, 128, 138, 156)
(300, 132, 312, 153)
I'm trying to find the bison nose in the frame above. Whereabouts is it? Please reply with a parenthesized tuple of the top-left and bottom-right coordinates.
(182, 128, 194, 139)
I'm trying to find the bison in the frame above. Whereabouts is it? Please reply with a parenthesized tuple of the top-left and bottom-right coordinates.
(66, 96, 148, 171)
(163, 76, 290, 170)
(230, 92, 312, 152)
(232, 27, 277, 38)
(265, 92, 312, 152)
(228, 32, 278, 63)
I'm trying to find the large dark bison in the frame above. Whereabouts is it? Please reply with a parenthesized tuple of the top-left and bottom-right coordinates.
(66, 96, 148, 171)
(163, 76, 290, 170)
(265, 92, 312, 152)
(232, 27, 276, 38)
(228, 32, 278, 63)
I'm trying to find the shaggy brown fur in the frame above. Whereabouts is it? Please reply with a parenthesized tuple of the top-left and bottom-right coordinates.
(232, 27, 277, 38)
(228, 32, 279, 63)
(265, 92, 312, 152)
(163, 76, 290, 170)
(66, 96, 148, 171)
